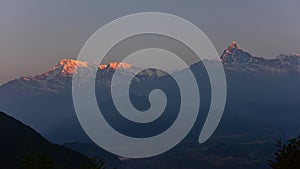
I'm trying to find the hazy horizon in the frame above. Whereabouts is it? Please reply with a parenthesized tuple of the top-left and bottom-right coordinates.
(1, 0, 300, 84)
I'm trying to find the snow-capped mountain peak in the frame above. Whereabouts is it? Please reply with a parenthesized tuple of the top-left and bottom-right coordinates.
(220, 41, 252, 64)
(99, 62, 132, 70)
(51, 59, 90, 76)
(219, 42, 300, 73)
(225, 41, 240, 53)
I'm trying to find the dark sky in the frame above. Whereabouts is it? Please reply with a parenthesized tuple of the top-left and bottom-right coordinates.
(0, 0, 300, 84)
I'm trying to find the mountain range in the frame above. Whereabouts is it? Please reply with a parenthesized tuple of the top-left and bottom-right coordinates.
(0, 41, 299, 102)
(1, 41, 300, 106)
(0, 41, 300, 169)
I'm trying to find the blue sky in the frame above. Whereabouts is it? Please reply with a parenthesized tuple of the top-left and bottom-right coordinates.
(0, 0, 300, 84)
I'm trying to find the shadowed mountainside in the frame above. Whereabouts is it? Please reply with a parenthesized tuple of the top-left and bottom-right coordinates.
(0, 111, 93, 169)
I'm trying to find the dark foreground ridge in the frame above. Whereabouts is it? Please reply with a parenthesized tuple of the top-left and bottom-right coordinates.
(0, 111, 92, 169)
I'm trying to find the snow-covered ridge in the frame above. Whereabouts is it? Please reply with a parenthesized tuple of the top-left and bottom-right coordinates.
(52, 59, 133, 76)
(3, 59, 167, 95)
(220, 41, 300, 73)
(20, 59, 135, 81)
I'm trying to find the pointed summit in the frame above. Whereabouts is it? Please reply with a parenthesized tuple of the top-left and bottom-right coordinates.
(225, 41, 240, 53)
(221, 41, 253, 63)
(221, 41, 242, 61)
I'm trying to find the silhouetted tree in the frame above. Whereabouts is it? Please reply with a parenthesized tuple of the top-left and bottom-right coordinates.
(88, 158, 106, 169)
(268, 136, 300, 169)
